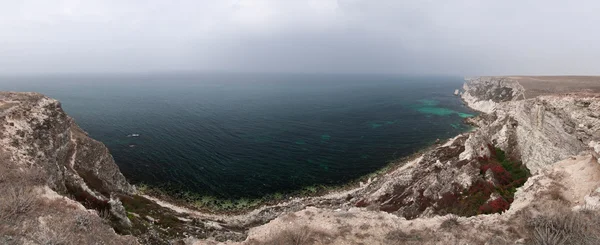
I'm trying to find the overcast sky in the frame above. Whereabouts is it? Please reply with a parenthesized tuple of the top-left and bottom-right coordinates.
(0, 0, 599, 75)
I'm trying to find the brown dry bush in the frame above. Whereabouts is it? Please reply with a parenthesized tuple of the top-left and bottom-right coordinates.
(439, 214, 460, 230)
(0, 185, 38, 223)
(0, 153, 44, 228)
(249, 226, 332, 245)
(0, 151, 137, 244)
(544, 183, 569, 203)
(528, 209, 600, 245)
(385, 229, 423, 244)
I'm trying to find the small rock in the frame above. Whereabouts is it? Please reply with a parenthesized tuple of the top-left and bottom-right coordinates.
(178, 217, 192, 222)
(145, 216, 156, 223)
(485, 169, 499, 187)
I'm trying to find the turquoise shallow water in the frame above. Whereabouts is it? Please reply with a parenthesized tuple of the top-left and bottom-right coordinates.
(0, 73, 476, 198)
(413, 99, 475, 118)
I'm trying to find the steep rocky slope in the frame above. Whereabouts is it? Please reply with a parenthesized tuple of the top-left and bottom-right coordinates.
(1, 76, 600, 245)
(0, 92, 137, 244)
(0, 92, 133, 194)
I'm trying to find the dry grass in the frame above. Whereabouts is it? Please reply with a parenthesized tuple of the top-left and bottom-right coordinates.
(546, 188, 568, 203)
(0, 151, 44, 226)
(0, 185, 38, 223)
(439, 214, 460, 230)
(385, 229, 423, 244)
(527, 209, 600, 245)
(27, 200, 137, 245)
(543, 179, 569, 204)
(248, 226, 332, 245)
(509, 76, 600, 98)
(0, 150, 138, 245)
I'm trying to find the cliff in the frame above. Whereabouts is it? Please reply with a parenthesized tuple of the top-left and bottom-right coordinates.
(0, 92, 137, 244)
(1, 76, 600, 245)
(461, 77, 599, 173)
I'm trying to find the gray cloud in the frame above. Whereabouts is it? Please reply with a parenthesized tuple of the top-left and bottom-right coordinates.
(0, 0, 599, 75)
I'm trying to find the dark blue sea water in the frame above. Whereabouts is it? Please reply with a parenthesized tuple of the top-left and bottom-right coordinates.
(0, 73, 475, 198)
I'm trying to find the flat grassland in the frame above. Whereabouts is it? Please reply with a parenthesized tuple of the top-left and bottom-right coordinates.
(507, 76, 600, 98)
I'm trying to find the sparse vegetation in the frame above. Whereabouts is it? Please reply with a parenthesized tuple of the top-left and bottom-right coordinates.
(0, 185, 37, 222)
(248, 226, 332, 245)
(546, 184, 568, 203)
(272, 192, 284, 200)
(135, 183, 149, 194)
(439, 145, 531, 216)
(359, 223, 371, 230)
(385, 229, 422, 243)
(140, 186, 267, 212)
(527, 209, 600, 245)
(0, 152, 44, 226)
(302, 185, 319, 194)
(0, 150, 137, 245)
(440, 214, 460, 229)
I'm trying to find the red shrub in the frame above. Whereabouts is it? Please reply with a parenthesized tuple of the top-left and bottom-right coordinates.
(486, 144, 497, 157)
(447, 145, 529, 216)
(477, 155, 489, 162)
(438, 192, 459, 208)
(480, 164, 492, 173)
(480, 164, 513, 185)
(478, 197, 510, 214)
(468, 180, 495, 196)
(491, 167, 512, 185)
(355, 199, 369, 207)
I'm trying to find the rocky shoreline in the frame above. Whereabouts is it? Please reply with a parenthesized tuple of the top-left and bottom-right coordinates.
(1, 76, 600, 244)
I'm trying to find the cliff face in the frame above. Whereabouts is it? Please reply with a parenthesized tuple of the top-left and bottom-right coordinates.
(0, 92, 137, 244)
(461, 77, 600, 173)
(461, 76, 526, 113)
(0, 92, 133, 195)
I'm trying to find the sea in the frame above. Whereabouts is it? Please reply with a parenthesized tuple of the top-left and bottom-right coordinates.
(0, 73, 475, 198)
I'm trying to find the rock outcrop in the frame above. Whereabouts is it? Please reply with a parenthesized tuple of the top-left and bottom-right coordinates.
(0, 92, 133, 194)
(0, 92, 137, 243)
(461, 77, 600, 173)
(461, 76, 525, 113)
